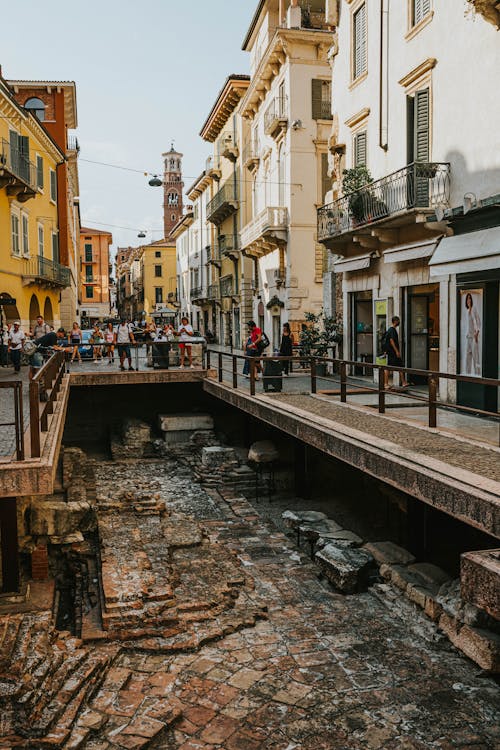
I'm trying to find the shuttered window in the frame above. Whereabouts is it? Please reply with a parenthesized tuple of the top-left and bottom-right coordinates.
(414, 89, 430, 162)
(11, 213, 20, 255)
(36, 155, 44, 190)
(413, 0, 431, 26)
(38, 225, 44, 256)
(50, 169, 57, 202)
(312, 79, 332, 120)
(22, 215, 29, 256)
(354, 131, 367, 167)
(353, 3, 367, 80)
(321, 153, 331, 203)
(51, 232, 59, 263)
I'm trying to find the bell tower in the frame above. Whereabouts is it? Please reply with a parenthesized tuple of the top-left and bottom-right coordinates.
(162, 144, 184, 238)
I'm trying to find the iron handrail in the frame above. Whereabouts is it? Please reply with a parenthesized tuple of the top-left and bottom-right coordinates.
(0, 382, 24, 460)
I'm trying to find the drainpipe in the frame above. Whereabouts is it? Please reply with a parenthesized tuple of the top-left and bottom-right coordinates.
(379, 0, 389, 151)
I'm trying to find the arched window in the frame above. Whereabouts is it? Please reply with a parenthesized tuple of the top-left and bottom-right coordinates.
(168, 192, 179, 206)
(24, 97, 46, 121)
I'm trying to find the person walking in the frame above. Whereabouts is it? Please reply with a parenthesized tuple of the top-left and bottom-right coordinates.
(8, 321, 25, 373)
(242, 331, 253, 377)
(32, 315, 51, 341)
(246, 320, 263, 380)
(69, 322, 82, 364)
(279, 322, 294, 376)
(115, 319, 136, 371)
(177, 316, 194, 368)
(104, 322, 115, 365)
(91, 323, 104, 362)
(383, 316, 408, 389)
(0, 325, 9, 367)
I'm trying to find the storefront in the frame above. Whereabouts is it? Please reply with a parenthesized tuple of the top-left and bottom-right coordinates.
(350, 290, 373, 372)
(403, 283, 440, 377)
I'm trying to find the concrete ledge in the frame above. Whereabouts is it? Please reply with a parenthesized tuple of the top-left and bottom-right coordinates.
(204, 380, 500, 539)
(70, 368, 211, 387)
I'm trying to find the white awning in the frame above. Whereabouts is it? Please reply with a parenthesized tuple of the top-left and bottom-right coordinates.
(333, 253, 373, 273)
(383, 239, 439, 264)
(429, 226, 500, 277)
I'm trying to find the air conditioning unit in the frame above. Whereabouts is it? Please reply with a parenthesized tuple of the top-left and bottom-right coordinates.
(273, 269, 285, 287)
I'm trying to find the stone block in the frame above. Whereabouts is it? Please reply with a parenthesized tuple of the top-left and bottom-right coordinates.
(201, 446, 238, 468)
(281, 510, 327, 529)
(316, 529, 363, 550)
(407, 562, 451, 588)
(158, 413, 214, 433)
(315, 543, 374, 594)
(363, 541, 416, 567)
(461, 549, 500, 622)
(438, 612, 500, 673)
(299, 519, 343, 542)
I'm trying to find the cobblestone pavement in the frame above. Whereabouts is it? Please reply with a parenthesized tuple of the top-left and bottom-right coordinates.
(270, 394, 500, 483)
(1, 450, 499, 749)
(0, 366, 30, 459)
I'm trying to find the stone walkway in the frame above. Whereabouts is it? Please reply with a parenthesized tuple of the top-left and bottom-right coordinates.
(1, 445, 499, 748)
(0, 366, 30, 459)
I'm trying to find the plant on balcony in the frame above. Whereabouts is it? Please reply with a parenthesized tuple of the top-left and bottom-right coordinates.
(341, 165, 373, 223)
(299, 311, 343, 359)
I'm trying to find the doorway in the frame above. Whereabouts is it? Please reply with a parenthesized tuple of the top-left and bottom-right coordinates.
(350, 291, 373, 374)
(405, 284, 440, 381)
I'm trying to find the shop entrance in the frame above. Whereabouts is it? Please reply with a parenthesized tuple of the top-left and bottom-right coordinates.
(404, 284, 440, 383)
(350, 291, 373, 375)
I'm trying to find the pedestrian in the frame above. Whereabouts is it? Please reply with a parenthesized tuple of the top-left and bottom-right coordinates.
(8, 321, 25, 373)
(246, 320, 263, 380)
(32, 315, 51, 341)
(242, 332, 253, 377)
(176, 316, 194, 368)
(91, 323, 104, 362)
(383, 316, 408, 389)
(69, 322, 82, 364)
(279, 322, 294, 376)
(104, 322, 115, 365)
(0, 325, 8, 367)
(115, 319, 136, 371)
(29, 328, 67, 376)
(152, 326, 170, 369)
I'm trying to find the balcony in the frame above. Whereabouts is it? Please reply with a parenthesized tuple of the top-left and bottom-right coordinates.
(205, 244, 221, 268)
(219, 130, 239, 163)
(23, 257, 71, 288)
(0, 139, 37, 202)
(67, 135, 80, 153)
(83, 276, 97, 284)
(242, 140, 260, 172)
(205, 156, 221, 181)
(207, 179, 239, 225)
(217, 234, 239, 260)
(207, 283, 220, 301)
(240, 206, 288, 258)
(220, 275, 234, 298)
(264, 96, 288, 139)
(317, 162, 451, 248)
(190, 285, 208, 305)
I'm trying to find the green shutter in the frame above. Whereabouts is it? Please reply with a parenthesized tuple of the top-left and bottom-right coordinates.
(354, 131, 367, 167)
(353, 4, 367, 79)
(52, 232, 59, 263)
(18, 135, 30, 183)
(312, 79, 323, 120)
(321, 153, 331, 203)
(414, 88, 430, 162)
(50, 170, 57, 201)
(36, 155, 44, 189)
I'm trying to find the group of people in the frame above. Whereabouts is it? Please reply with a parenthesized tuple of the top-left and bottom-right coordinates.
(0, 316, 66, 374)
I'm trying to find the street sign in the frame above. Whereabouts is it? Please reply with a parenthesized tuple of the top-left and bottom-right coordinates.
(0, 299, 16, 306)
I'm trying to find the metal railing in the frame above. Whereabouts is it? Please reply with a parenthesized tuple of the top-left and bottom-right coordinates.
(220, 276, 234, 297)
(23, 257, 71, 287)
(208, 283, 220, 301)
(317, 162, 451, 242)
(264, 96, 288, 135)
(0, 138, 37, 191)
(206, 349, 500, 445)
(217, 234, 238, 257)
(190, 285, 204, 300)
(206, 179, 239, 220)
(67, 135, 80, 152)
(29, 351, 66, 458)
(0, 382, 24, 460)
(242, 139, 260, 167)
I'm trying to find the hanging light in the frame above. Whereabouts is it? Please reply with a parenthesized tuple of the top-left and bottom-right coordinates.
(138, 230, 146, 238)
(148, 175, 162, 187)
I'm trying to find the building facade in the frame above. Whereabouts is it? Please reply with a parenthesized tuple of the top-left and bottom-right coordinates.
(318, 0, 500, 410)
(8, 79, 81, 331)
(79, 227, 112, 326)
(163, 145, 184, 238)
(0, 74, 68, 332)
(140, 239, 177, 322)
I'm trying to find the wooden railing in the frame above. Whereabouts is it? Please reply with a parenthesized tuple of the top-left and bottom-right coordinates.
(29, 351, 67, 458)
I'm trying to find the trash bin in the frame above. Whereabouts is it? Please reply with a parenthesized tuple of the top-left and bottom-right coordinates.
(263, 356, 283, 393)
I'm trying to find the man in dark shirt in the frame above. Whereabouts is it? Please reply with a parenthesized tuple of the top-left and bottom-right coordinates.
(30, 328, 67, 372)
(383, 317, 408, 389)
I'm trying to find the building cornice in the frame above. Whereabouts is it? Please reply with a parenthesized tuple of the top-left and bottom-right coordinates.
(398, 58, 437, 88)
(7, 80, 77, 128)
(345, 107, 371, 129)
(200, 75, 250, 143)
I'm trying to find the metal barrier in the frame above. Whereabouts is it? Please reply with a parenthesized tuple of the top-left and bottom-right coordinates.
(62, 341, 207, 371)
(206, 349, 500, 445)
(0, 381, 24, 460)
(29, 351, 66, 458)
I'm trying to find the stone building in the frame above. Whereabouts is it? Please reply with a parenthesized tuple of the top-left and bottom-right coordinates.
(79, 227, 112, 326)
(318, 0, 500, 410)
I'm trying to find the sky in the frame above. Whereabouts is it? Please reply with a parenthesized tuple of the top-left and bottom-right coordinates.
(2, 0, 255, 254)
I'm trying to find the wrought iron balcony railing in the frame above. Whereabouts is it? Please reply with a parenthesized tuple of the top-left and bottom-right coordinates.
(264, 96, 288, 138)
(317, 162, 451, 243)
(242, 139, 260, 170)
(206, 179, 239, 224)
(207, 283, 220, 301)
(220, 275, 234, 298)
(217, 234, 239, 257)
(0, 138, 37, 196)
(190, 285, 202, 300)
(23, 257, 71, 288)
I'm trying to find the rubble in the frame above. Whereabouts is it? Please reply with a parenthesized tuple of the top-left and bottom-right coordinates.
(315, 544, 374, 593)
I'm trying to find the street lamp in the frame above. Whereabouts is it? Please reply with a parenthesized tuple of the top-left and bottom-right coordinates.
(148, 175, 162, 187)
(138, 230, 146, 238)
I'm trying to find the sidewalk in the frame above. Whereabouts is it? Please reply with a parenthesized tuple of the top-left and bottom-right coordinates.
(0, 365, 30, 459)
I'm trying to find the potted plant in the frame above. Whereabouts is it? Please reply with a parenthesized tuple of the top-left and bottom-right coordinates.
(342, 165, 373, 225)
(300, 311, 343, 375)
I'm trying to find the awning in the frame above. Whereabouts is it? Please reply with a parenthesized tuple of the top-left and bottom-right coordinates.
(333, 253, 374, 273)
(429, 226, 500, 277)
(383, 239, 439, 264)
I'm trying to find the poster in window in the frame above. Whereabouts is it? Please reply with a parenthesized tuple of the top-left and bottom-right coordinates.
(459, 289, 483, 377)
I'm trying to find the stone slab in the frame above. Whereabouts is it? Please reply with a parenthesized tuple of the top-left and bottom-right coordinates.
(363, 541, 416, 567)
(281, 510, 327, 529)
(248, 441, 279, 463)
(461, 549, 500, 622)
(201, 446, 238, 468)
(315, 543, 374, 594)
(159, 413, 214, 433)
(438, 611, 500, 673)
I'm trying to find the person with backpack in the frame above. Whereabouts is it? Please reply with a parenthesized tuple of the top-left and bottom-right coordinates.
(247, 320, 269, 381)
(114, 319, 136, 371)
(382, 316, 408, 389)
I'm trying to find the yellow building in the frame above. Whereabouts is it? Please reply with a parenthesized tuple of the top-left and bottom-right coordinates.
(140, 239, 177, 322)
(0, 74, 67, 332)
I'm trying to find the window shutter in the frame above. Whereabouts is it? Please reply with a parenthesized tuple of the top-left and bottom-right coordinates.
(50, 170, 57, 201)
(353, 4, 367, 79)
(19, 136, 30, 183)
(37, 156, 44, 189)
(312, 79, 322, 120)
(321, 153, 330, 203)
(354, 131, 367, 167)
(52, 232, 59, 263)
(9, 131, 19, 172)
(414, 88, 430, 162)
(414, 0, 430, 25)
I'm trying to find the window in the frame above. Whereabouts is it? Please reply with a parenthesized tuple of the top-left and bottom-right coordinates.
(24, 97, 46, 121)
(154, 264, 162, 277)
(38, 225, 44, 256)
(168, 192, 179, 206)
(321, 153, 331, 203)
(155, 287, 163, 304)
(11, 213, 20, 255)
(85, 266, 93, 281)
(407, 88, 430, 163)
(354, 131, 367, 167)
(171, 213, 176, 222)
(353, 3, 367, 81)
(155, 250, 161, 258)
(412, 0, 431, 26)
(36, 155, 44, 190)
(51, 232, 59, 263)
(84, 243, 93, 262)
(312, 80, 332, 120)
(86, 286, 94, 299)
(22, 214, 29, 256)
(50, 169, 57, 202)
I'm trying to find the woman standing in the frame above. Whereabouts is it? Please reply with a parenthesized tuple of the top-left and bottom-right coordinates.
(70, 322, 82, 364)
(91, 323, 104, 362)
(104, 322, 115, 365)
(279, 322, 294, 376)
